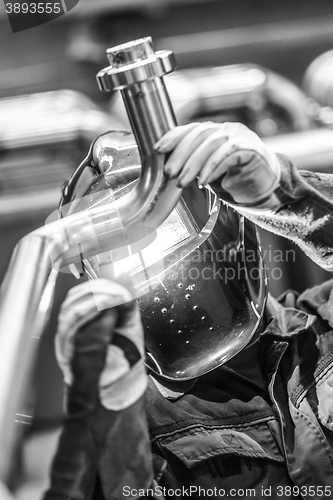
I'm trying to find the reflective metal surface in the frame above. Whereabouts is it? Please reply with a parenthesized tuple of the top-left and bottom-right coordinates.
(264, 128, 333, 172)
(169, 65, 313, 133)
(111, 63, 314, 135)
(97, 37, 177, 91)
(304, 50, 333, 109)
(71, 135, 266, 381)
(140, 203, 266, 381)
(303, 50, 333, 129)
(0, 37, 180, 483)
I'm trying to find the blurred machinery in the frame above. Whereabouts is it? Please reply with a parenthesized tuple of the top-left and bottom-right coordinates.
(111, 63, 313, 133)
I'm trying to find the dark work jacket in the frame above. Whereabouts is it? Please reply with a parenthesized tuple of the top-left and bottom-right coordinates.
(144, 156, 333, 500)
(45, 156, 333, 500)
(147, 285, 333, 500)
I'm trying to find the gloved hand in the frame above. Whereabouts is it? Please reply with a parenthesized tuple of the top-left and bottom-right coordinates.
(44, 278, 152, 500)
(55, 277, 147, 411)
(154, 121, 281, 207)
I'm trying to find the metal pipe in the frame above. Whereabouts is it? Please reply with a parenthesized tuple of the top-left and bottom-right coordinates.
(0, 37, 181, 483)
(167, 64, 313, 131)
(112, 63, 314, 134)
(263, 127, 333, 172)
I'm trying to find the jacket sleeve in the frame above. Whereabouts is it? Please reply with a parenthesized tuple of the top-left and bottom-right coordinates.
(215, 154, 333, 272)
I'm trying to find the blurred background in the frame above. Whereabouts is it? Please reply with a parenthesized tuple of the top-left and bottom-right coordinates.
(1, 0, 333, 494)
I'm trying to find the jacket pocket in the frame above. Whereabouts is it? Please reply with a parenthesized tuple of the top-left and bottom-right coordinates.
(158, 423, 284, 468)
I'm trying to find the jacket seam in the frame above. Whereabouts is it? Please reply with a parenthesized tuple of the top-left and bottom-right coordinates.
(150, 416, 280, 443)
(165, 442, 284, 466)
(292, 352, 333, 405)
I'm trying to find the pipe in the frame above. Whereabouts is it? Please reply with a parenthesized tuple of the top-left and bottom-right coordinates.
(112, 63, 313, 134)
(0, 37, 181, 484)
(263, 127, 333, 172)
(169, 65, 312, 131)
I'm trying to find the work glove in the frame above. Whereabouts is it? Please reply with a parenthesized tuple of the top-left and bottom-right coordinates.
(44, 278, 152, 500)
(154, 121, 281, 208)
(55, 278, 147, 411)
